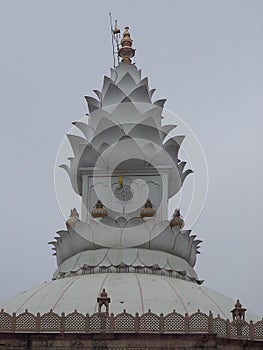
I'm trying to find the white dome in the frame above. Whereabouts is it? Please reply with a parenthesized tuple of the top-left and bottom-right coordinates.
(1, 273, 258, 321)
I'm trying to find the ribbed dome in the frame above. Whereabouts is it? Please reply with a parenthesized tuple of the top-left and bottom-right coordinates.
(1, 273, 258, 321)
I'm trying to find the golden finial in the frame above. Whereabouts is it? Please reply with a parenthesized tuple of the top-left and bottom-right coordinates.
(140, 199, 156, 218)
(118, 26, 135, 63)
(92, 200, 108, 218)
(169, 209, 185, 229)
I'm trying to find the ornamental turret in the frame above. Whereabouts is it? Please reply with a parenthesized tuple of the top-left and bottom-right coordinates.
(50, 27, 201, 283)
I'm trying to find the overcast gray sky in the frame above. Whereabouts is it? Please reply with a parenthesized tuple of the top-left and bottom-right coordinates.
(0, 0, 262, 316)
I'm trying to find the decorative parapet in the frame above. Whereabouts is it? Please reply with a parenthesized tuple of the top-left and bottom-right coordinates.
(0, 309, 262, 340)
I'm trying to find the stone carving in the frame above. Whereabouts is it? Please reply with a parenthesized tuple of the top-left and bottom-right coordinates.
(66, 208, 80, 229)
(113, 183, 134, 202)
(170, 209, 185, 229)
(0, 306, 262, 340)
(92, 200, 108, 218)
(231, 300, 246, 321)
(140, 199, 156, 218)
(97, 289, 111, 314)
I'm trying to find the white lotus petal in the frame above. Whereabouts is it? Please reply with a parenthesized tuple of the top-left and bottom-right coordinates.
(128, 85, 151, 103)
(72, 122, 95, 142)
(117, 72, 137, 95)
(85, 96, 100, 113)
(103, 83, 126, 107)
(93, 89, 102, 100)
(66, 134, 88, 157)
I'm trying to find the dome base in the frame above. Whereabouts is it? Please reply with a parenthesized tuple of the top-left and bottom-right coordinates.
(1, 273, 258, 321)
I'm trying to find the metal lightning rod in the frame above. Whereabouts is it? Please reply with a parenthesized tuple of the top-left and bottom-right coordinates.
(109, 13, 120, 68)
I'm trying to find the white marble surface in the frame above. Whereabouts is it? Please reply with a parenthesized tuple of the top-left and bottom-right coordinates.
(1, 273, 258, 321)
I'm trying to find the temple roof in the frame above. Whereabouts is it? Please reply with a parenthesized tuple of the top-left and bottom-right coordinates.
(1, 273, 258, 321)
(2, 27, 256, 325)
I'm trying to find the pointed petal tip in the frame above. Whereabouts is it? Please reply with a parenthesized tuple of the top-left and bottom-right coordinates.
(84, 96, 100, 113)
(93, 89, 102, 99)
(149, 88, 156, 98)
(197, 280, 204, 285)
(153, 99, 167, 107)
(59, 164, 69, 173)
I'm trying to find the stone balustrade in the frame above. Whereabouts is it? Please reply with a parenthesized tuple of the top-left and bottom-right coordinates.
(0, 309, 262, 340)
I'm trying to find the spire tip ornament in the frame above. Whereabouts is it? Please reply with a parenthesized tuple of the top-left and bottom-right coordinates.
(118, 26, 135, 63)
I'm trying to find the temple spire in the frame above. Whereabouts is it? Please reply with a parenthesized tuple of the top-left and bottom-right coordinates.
(118, 26, 135, 63)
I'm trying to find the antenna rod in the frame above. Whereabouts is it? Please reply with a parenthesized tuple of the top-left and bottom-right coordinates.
(109, 13, 116, 68)
(109, 13, 121, 68)
(113, 20, 121, 65)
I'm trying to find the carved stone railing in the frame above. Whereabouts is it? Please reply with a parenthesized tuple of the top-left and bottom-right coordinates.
(0, 309, 262, 341)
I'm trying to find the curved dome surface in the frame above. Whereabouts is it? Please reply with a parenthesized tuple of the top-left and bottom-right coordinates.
(1, 273, 257, 321)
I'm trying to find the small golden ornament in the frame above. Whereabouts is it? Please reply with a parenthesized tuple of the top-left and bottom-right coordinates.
(66, 208, 80, 229)
(92, 200, 108, 218)
(140, 199, 156, 218)
(169, 209, 185, 228)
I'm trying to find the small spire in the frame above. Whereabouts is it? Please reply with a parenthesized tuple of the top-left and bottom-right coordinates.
(97, 288, 111, 314)
(140, 199, 156, 218)
(66, 208, 80, 229)
(92, 199, 108, 218)
(170, 209, 185, 229)
(118, 26, 135, 63)
(231, 299, 246, 321)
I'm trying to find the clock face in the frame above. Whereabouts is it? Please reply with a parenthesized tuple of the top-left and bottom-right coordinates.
(113, 183, 134, 202)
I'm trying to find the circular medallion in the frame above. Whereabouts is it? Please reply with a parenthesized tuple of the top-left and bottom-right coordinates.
(113, 184, 134, 202)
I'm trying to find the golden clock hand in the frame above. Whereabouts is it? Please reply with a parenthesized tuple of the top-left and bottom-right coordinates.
(118, 174, 123, 187)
